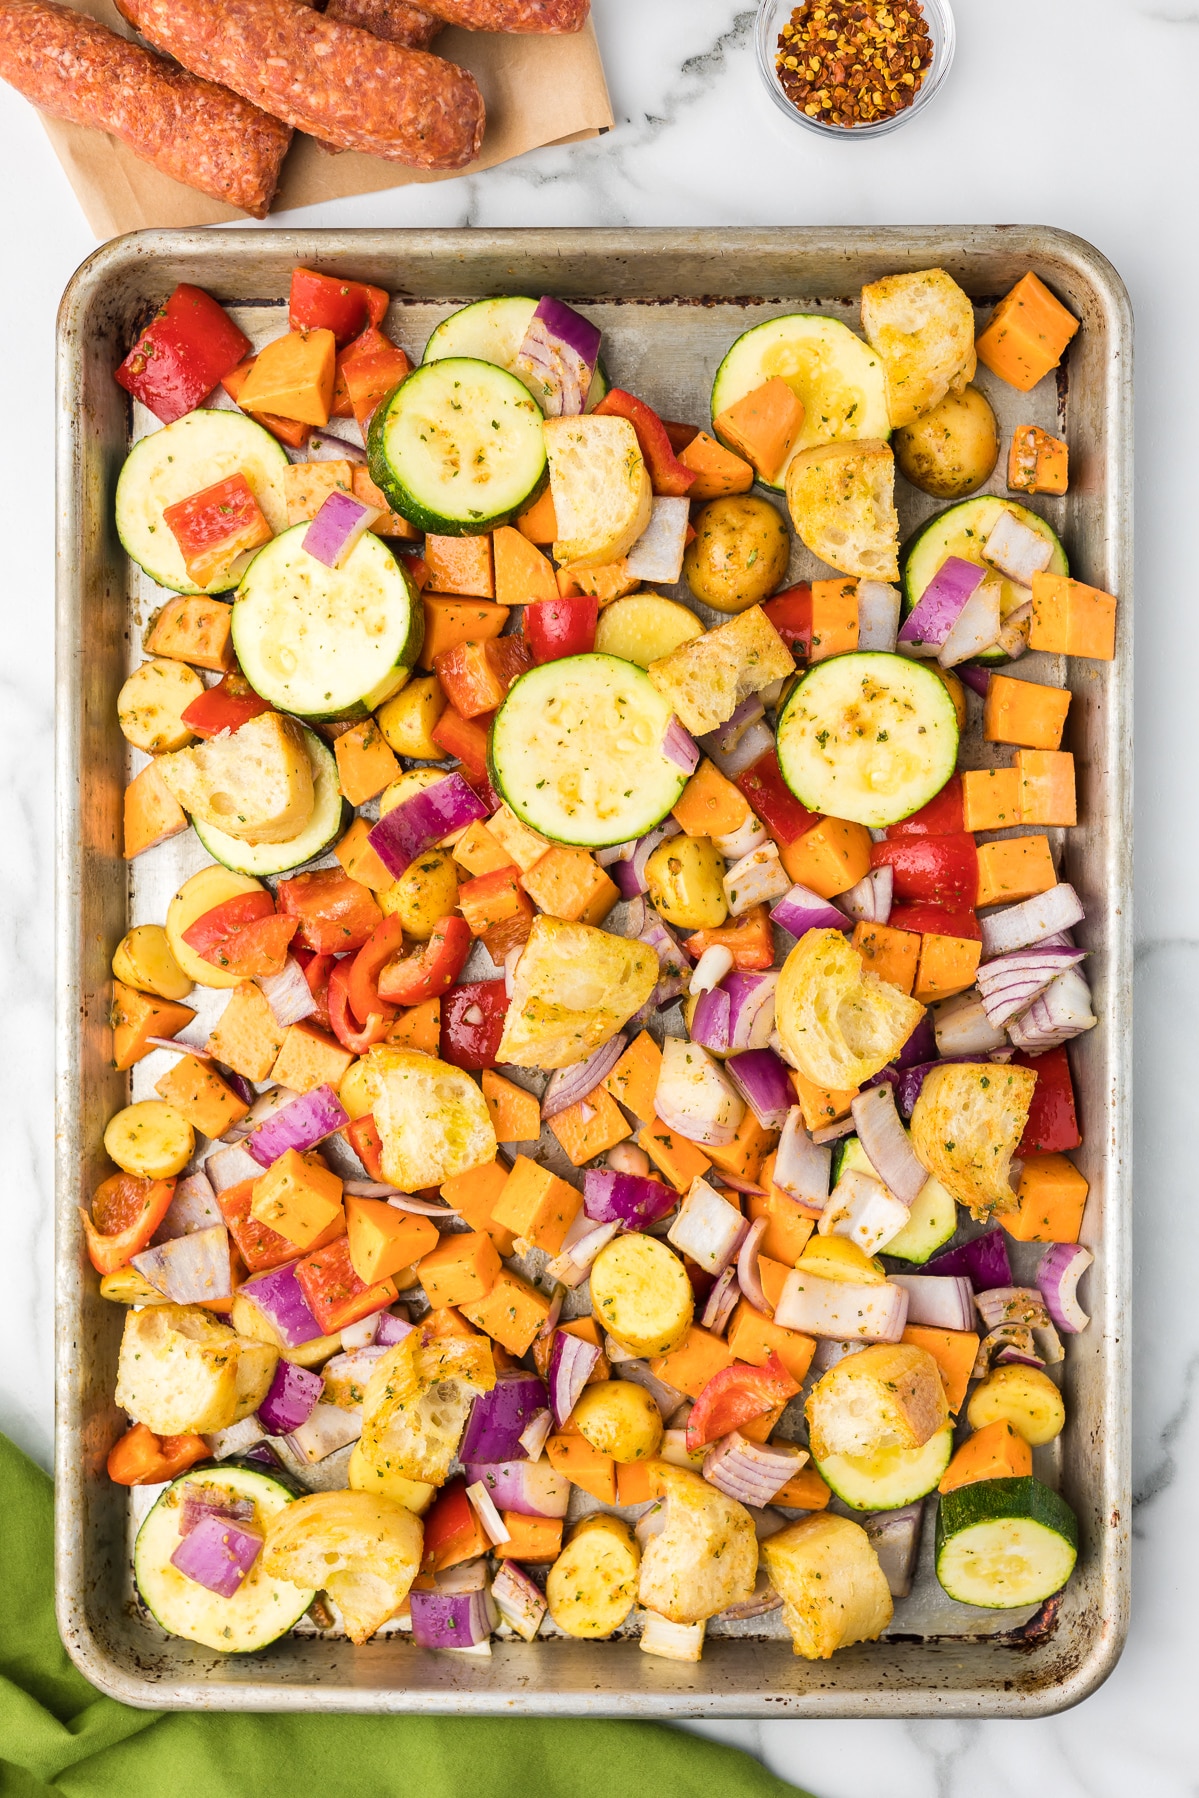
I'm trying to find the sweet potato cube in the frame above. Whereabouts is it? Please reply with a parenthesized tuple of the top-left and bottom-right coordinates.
(441, 1157, 514, 1254)
(568, 561, 639, 604)
(705, 1106, 776, 1185)
(452, 818, 516, 878)
(713, 377, 804, 484)
(488, 804, 552, 874)
(739, 1402, 788, 1444)
(520, 847, 619, 926)
(677, 430, 755, 500)
(490, 1155, 581, 1253)
(1005, 1153, 1089, 1243)
(548, 1085, 632, 1168)
(975, 273, 1079, 392)
(1015, 749, 1077, 827)
(1029, 572, 1117, 661)
(756, 1254, 790, 1313)
(206, 981, 284, 1083)
(902, 1324, 980, 1414)
(614, 1464, 655, 1508)
(424, 534, 494, 599)
(154, 1053, 249, 1137)
(250, 1148, 344, 1250)
(419, 596, 509, 668)
(334, 817, 393, 892)
(1008, 424, 1069, 496)
(333, 718, 400, 806)
(650, 1325, 734, 1399)
(961, 767, 1022, 832)
(350, 464, 419, 540)
(345, 1195, 438, 1284)
(774, 1467, 832, 1510)
(781, 817, 872, 898)
(502, 1512, 563, 1559)
(808, 578, 860, 663)
(270, 1021, 355, 1094)
(222, 357, 310, 451)
(984, 674, 1071, 750)
(123, 760, 189, 860)
(939, 1419, 1032, 1493)
(516, 486, 558, 544)
(386, 998, 442, 1057)
(546, 1435, 616, 1505)
(111, 982, 196, 1072)
(417, 1229, 502, 1309)
(492, 525, 557, 606)
(638, 1119, 711, 1192)
(727, 1300, 816, 1385)
(850, 921, 920, 995)
(460, 1266, 550, 1355)
(602, 1031, 663, 1123)
(791, 1073, 858, 1135)
(481, 1070, 541, 1144)
(145, 595, 236, 673)
(283, 459, 354, 526)
(672, 760, 751, 839)
(236, 327, 337, 426)
(748, 1186, 816, 1265)
(913, 934, 981, 1005)
(975, 836, 1057, 908)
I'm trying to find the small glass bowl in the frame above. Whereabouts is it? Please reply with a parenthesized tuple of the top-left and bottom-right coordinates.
(755, 0, 956, 141)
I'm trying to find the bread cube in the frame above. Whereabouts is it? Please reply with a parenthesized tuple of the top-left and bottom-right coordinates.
(785, 440, 900, 581)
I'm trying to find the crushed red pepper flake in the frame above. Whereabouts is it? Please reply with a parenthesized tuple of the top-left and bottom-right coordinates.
(775, 0, 934, 127)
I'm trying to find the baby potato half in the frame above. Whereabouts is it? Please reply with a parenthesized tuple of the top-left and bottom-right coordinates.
(684, 496, 790, 614)
(894, 385, 999, 500)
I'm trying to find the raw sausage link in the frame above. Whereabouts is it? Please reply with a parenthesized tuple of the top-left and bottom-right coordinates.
(325, 0, 443, 51)
(119, 0, 485, 169)
(0, 0, 291, 217)
(417, 0, 589, 28)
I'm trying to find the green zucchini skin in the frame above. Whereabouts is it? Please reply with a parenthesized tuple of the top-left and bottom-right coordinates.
(421, 296, 609, 411)
(900, 497, 1069, 667)
(935, 1476, 1079, 1608)
(817, 1425, 954, 1512)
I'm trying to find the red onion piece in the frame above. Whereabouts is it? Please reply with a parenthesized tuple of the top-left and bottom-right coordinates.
(726, 1048, 793, 1129)
(490, 1559, 547, 1641)
(702, 1433, 806, 1506)
(973, 1324, 1044, 1378)
(736, 1215, 772, 1315)
(513, 296, 601, 417)
(775, 1272, 908, 1341)
(837, 864, 894, 925)
(662, 715, 700, 775)
(1007, 966, 1097, 1050)
(238, 1263, 323, 1348)
(464, 1459, 570, 1518)
(460, 1371, 549, 1465)
(545, 1220, 619, 1288)
(248, 1084, 349, 1167)
(179, 1484, 255, 1535)
(151, 1168, 220, 1244)
(617, 1359, 689, 1419)
(169, 1511, 263, 1598)
(850, 1083, 928, 1204)
(896, 1009, 937, 1067)
(145, 1034, 212, 1059)
(957, 662, 992, 697)
(305, 424, 366, 463)
(699, 713, 775, 779)
(771, 882, 853, 939)
(611, 818, 683, 900)
(974, 1286, 1052, 1331)
(773, 1107, 831, 1209)
(862, 1501, 923, 1597)
(368, 773, 487, 880)
(700, 1263, 741, 1333)
(977, 947, 1088, 1027)
(386, 1193, 459, 1218)
(410, 1585, 497, 1651)
(255, 955, 318, 1027)
(812, 1116, 857, 1144)
(689, 985, 731, 1053)
(1036, 1243, 1093, 1333)
(718, 1568, 784, 1620)
(856, 580, 901, 653)
(897, 556, 985, 650)
(938, 576, 1001, 666)
(286, 1402, 362, 1464)
(726, 972, 779, 1051)
(666, 1177, 746, 1274)
(655, 1038, 745, 1148)
(887, 1274, 974, 1331)
(583, 1167, 677, 1229)
(466, 1480, 512, 1547)
(302, 488, 380, 569)
(257, 1359, 324, 1435)
(931, 991, 1007, 1055)
(132, 1224, 232, 1304)
(548, 1330, 601, 1427)
(538, 1284, 565, 1340)
(983, 511, 1054, 584)
(541, 1033, 628, 1120)
(924, 1229, 1012, 1289)
(375, 1310, 413, 1347)
(517, 1408, 553, 1461)
(979, 883, 1086, 957)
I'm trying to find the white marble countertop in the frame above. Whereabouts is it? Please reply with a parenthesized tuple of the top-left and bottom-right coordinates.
(1, 0, 1195, 1788)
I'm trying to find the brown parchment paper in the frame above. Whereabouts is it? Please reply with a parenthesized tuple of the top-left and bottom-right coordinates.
(33, 0, 613, 239)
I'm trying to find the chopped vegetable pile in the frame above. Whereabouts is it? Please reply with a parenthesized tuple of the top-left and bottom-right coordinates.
(99, 262, 1104, 1662)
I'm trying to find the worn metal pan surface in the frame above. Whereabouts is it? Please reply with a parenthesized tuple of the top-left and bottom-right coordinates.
(55, 227, 1132, 1716)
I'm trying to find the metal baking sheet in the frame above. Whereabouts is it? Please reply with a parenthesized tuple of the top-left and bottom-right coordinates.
(55, 226, 1132, 1716)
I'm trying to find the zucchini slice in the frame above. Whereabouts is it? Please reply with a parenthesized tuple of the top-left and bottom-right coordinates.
(776, 651, 960, 828)
(367, 357, 547, 535)
(191, 729, 347, 877)
(489, 654, 689, 848)
(935, 1476, 1078, 1608)
(833, 1137, 959, 1264)
(422, 296, 607, 410)
(710, 314, 891, 490)
(231, 525, 422, 721)
(116, 410, 290, 595)
(901, 497, 1068, 665)
(134, 1463, 314, 1652)
(817, 1424, 954, 1512)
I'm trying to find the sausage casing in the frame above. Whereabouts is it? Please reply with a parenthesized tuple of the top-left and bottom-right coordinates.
(415, 0, 589, 29)
(324, 0, 442, 51)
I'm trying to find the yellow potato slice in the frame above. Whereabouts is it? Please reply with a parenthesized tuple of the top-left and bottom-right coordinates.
(165, 865, 265, 990)
(572, 1381, 664, 1463)
(589, 1233, 694, 1358)
(967, 1365, 1065, 1447)
(111, 923, 193, 1001)
(547, 1515, 640, 1639)
(594, 592, 703, 668)
(103, 1100, 194, 1179)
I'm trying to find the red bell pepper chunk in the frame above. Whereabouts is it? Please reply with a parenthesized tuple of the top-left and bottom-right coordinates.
(339, 326, 412, 436)
(291, 947, 334, 1030)
(431, 706, 494, 780)
(181, 891, 276, 960)
(434, 635, 532, 721)
(662, 419, 701, 454)
(348, 914, 406, 1028)
(887, 903, 982, 942)
(685, 903, 776, 971)
(762, 582, 815, 656)
(376, 915, 472, 1008)
(439, 979, 509, 1070)
(1010, 1045, 1082, 1156)
(80, 1173, 176, 1275)
(344, 1113, 386, 1182)
(115, 284, 251, 424)
(288, 267, 390, 346)
(685, 1353, 800, 1452)
(421, 1477, 482, 1572)
(328, 958, 392, 1054)
(296, 1233, 398, 1335)
(216, 1179, 301, 1274)
(460, 766, 502, 816)
(736, 750, 821, 848)
(206, 914, 299, 979)
(593, 388, 697, 497)
(161, 472, 273, 590)
(277, 869, 383, 955)
(883, 775, 965, 838)
(107, 1423, 209, 1487)
(180, 671, 272, 739)
(870, 833, 979, 910)
(524, 594, 598, 665)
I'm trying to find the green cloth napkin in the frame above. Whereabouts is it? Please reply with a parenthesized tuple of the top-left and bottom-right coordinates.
(0, 1433, 812, 1798)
